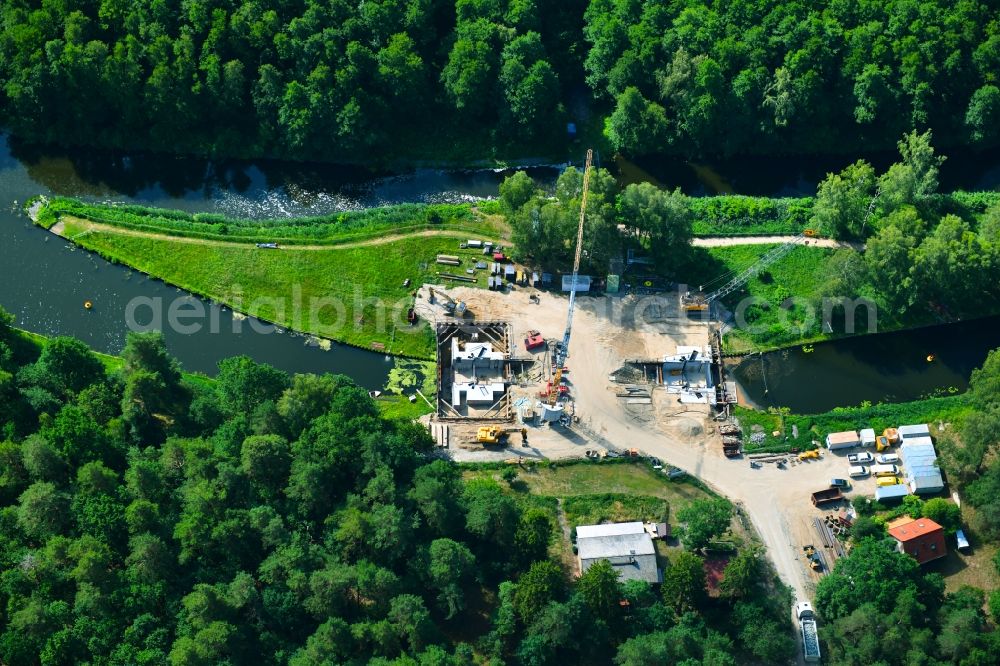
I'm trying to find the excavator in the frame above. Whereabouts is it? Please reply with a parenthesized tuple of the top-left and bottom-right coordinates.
(428, 287, 467, 317)
(476, 426, 528, 446)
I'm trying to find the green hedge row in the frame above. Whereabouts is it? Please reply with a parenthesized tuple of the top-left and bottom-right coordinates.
(690, 195, 814, 235)
(42, 197, 479, 245)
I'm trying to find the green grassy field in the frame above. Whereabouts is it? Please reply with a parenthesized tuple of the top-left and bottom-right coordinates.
(57, 219, 500, 358)
(465, 461, 715, 527)
(684, 245, 838, 352)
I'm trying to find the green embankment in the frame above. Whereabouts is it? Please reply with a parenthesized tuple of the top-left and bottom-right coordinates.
(38, 196, 501, 244)
(733, 394, 971, 454)
(35, 197, 507, 359)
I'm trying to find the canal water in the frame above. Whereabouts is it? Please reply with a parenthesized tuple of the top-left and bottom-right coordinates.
(0, 134, 560, 387)
(729, 316, 1000, 414)
(1, 133, 998, 397)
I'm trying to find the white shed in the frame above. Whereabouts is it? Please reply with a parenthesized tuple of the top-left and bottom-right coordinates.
(860, 428, 876, 447)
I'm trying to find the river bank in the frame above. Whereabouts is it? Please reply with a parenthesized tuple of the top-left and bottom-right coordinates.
(30, 198, 511, 359)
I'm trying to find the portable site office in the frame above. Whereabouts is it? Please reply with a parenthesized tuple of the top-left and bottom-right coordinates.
(875, 484, 910, 503)
(826, 430, 861, 450)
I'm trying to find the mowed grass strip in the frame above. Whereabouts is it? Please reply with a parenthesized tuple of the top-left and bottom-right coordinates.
(62, 223, 494, 358)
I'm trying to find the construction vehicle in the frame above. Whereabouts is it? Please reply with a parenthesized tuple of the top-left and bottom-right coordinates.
(811, 487, 844, 506)
(428, 287, 467, 317)
(549, 149, 593, 408)
(876, 475, 904, 487)
(798, 449, 821, 461)
(476, 426, 528, 446)
(802, 545, 822, 571)
(524, 330, 545, 351)
(681, 291, 710, 312)
(796, 602, 821, 663)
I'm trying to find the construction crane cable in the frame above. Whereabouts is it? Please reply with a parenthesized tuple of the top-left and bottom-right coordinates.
(551, 149, 593, 404)
(558, 149, 592, 366)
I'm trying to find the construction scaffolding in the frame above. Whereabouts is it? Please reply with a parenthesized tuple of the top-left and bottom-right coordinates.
(435, 322, 513, 421)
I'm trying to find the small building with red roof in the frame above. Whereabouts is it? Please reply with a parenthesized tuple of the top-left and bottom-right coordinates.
(887, 517, 947, 565)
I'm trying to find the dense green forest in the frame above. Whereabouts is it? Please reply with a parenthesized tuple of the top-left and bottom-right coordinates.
(4, 1, 1000, 161)
(0, 310, 796, 665)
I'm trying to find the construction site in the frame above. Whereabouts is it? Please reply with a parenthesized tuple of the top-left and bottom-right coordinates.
(411, 148, 894, 603)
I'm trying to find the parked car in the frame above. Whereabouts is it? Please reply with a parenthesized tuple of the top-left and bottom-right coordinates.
(872, 464, 900, 477)
(848, 465, 869, 478)
(648, 457, 663, 470)
(830, 478, 850, 489)
(848, 452, 874, 464)
(876, 453, 900, 464)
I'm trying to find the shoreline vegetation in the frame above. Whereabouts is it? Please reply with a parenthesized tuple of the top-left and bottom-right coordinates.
(11, 324, 429, 421)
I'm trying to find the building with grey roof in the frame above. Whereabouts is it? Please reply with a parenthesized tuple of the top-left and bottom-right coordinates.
(898, 424, 931, 439)
(900, 438, 945, 495)
(576, 522, 660, 584)
(875, 484, 910, 503)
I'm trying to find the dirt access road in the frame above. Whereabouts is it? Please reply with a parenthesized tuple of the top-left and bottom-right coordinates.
(433, 285, 868, 601)
(49, 216, 482, 251)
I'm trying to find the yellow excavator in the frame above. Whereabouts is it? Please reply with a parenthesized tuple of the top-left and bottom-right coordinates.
(798, 449, 821, 461)
(428, 287, 467, 317)
(477, 426, 528, 446)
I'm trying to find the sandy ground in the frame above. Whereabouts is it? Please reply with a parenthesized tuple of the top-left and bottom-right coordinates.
(692, 235, 862, 250)
(421, 283, 873, 602)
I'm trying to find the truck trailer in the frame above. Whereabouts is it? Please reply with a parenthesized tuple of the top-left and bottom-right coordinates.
(796, 602, 821, 663)
(811, 487, 845, 506)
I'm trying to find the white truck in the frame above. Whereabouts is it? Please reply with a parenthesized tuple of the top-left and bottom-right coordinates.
(796, 601, 821, 663)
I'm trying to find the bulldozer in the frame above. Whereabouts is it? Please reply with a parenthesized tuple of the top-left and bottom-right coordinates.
(476, 426, 528, 446)
(798, 449, 821, 461)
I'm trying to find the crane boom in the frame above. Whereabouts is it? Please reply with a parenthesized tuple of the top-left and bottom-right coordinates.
(555, 148, 592, 373)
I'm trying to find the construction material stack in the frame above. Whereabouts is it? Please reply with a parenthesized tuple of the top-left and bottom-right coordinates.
(720, 423, 742, 457)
